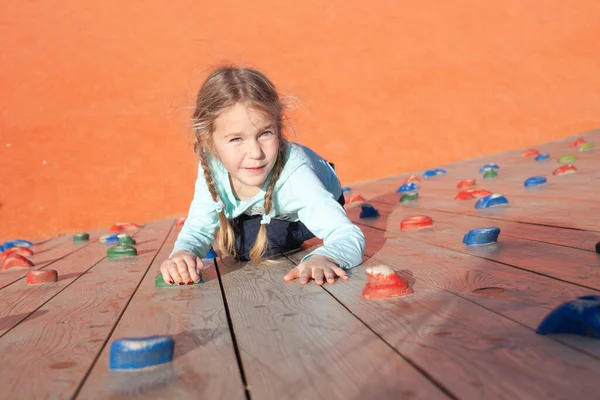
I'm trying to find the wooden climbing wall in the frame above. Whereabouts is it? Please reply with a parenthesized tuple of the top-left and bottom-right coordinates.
(0, 130, 598, 399)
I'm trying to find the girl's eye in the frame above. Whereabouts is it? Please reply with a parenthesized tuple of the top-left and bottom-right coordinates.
(261, 130, 273, 137)
(229, 137, 241, 143)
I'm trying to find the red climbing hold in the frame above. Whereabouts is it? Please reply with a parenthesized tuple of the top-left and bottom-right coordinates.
(400, 215, 434, 231)
(570, 138, 586, 147)
(522, 149, 540, 157)
(457, 179, 476, 189)
(347, 195, 366, 204)
(553, 164, 578, 176)
(26, 270, 58, 285)
(176, 217, 186, 227)
(455, 189, 492, 200)
(455, 191, 475, 200)
(402, 175, 421, 184)
(1, 254, 34, 270)
(362, 265, 413, 300)
(109, 222, 141, 233)
(0, 247, 33, 261)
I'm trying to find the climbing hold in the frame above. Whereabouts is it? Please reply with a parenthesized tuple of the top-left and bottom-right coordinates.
(400, 215, 434, 231)
(457, 179, 476, 189)
(402, 175, 421, 184)
(579, 143, 594, 152)
(107, 244, 138, 259)
(0, 245, 3, 253)
(109, 222, 140, 233)
(570, 138, 586, 147)
(455, 189, 493, 200)
(524, 176, 547, 187)
(558, 155, 577, 164)
(100, 234, 120, 244)
(347, 195, 366, 204)
(360, 204, 380, 219)
(463, 228, 501, 246)
(342, 186, 352, 194)
(522, 149, 540, 157)
(26, 270, 58, 285)
(479, 163, 499, 173)
(396, 182, 418, 193)
(553, 164, 578, 176)
(1, 247, 33, 261)
(109, 336, 175, 370)
(400, 192, 419, 203)
(73, 233, 90, 243)
(2, 240, 33, 250)
(155, 274, 203, 288)
(206, 249, 217, 259)
(117, 234, 136, 245)
(475, 194, 509, 209)
(423, 168, 447, 178)
(455, 191, 475, 200)
(175, 217, 186, 227)
(535, 153, 550, 161)
(1, 254, 34, 270)
(483, 169, 498, 179)
(536, 296, 600, 338)
(362, 265, 413, 300)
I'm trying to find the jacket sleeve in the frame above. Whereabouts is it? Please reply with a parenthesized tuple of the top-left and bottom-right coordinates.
(171, 164, 220, 258)
(284, 164, 366, 269)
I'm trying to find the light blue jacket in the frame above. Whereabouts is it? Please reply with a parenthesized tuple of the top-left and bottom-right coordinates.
(171, 141, 365, 269)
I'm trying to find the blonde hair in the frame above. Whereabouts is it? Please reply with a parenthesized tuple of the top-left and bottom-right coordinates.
(192, 65, 289, 265)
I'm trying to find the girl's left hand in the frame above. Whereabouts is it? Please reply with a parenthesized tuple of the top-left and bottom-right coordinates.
(283, 255, 349, 285)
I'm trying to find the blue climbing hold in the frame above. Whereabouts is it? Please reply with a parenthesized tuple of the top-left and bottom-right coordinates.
(535, 153, 550, 161)
(536, 296, 600, 338)
(475, 194, 509, 209)
(342, 187, 351, 194)
(206, 249, 217, 259)
(423, 168, 447, 178)
(109, 336, 175, 370)
(463, 227, 501, 245)
(479, 163, 499, 173)
(2, 240, 32, 250)
(524, 176, 547, 187)
(359, 204, 380, 219)
(396, 182, 419, 193)
(0, 245, 3, 253)
(100, 234, 120, 244)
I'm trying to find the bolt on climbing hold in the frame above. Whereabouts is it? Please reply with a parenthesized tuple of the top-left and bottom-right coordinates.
(359, 204, 380, 219)
(26, 270, 58, 285)
(396, 182, 418, 193)
(402, 175, 421, 184)
(362, 265, 413, 300)
(107, 244, 138, 259)
(455, 189, 493, 201)
(100, 234, 120, 244)
(400, 215, 434, 231)
(579, 143, 594, 152)
(475, 194, 509, 209)
(2, 240, 32, 250)
(1, 247, 33, 261)
(423, 168, 447, 178)
(400, 192, 419, 203)
(117, 234, 136, 245)
(206, 249, 217, 259)
(524, 176, 547, 187)
(463, 227, 501, 246)
(535, 153, 550, 161)
(73, 233, 90, 243)
(553, 164, 577, 176)
(570, 138, 586, 147)
(522, 149, 540, 157)
(109, 222, 141, 233)
(347, 195, 366, 204)
(1, 254, 34, 270)
(176, 217, 186, 227)
(457, 179, 476, 189)
(109, 336, 175, 370)
(479, 163, 499, 173)
(558, 155, 577, 164)
(342, 186, 352, 193)
(536, 296, 600, 338)
(483, 169, 498, 179)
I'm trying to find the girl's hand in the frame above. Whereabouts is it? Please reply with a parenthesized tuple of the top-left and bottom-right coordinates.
(283, 255, 349, 285)
(160, 250, 204, 285)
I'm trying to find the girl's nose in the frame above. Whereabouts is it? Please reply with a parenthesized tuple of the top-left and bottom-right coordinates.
(247, 140, 264, 159)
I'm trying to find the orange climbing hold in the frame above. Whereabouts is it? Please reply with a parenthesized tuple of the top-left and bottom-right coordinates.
(26, 270, 58, 285)
(457, 179, 476, 189)
(0, 247, 33, 261)
(570, 138, 586, 147)
(553, 164, 578, 176)
(362, 265, 413, 300)
(402, 175, 421, 184)
(455, 189, 492, 200)
(522, 149, 540, 157)
(400, 215, 434, 231)
(109, 222, 141, 233)
(176, 217, 186, 227)
(347, 195, 366, 204)
(1, 254, 34, 270)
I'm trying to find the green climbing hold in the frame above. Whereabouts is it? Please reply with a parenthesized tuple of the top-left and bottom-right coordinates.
(483, 169, 498, 179)
(107, 244, 138, 259)
(558, 155, 577, 163)
(154, 273, 202, 288)
(117, 234, 136, 245)
(579, 143, 594, 152)
(400, 192, 419, 203)
(73, 233, 90, 243)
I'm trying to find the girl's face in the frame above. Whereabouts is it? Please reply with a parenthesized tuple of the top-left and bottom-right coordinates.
(211, 103, 280, 197)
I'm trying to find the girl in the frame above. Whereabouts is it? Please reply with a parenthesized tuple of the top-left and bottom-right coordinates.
(160, 66, 365, 286)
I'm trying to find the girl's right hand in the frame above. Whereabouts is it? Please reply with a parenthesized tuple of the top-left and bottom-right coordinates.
(160, 250, 204, 285)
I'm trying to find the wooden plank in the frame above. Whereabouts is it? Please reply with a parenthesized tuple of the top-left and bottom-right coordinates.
(217, 254, 450, 399)
(285, 244, 600, 399)
(77, 223, 246, 399)
(0, 219, 173, 398)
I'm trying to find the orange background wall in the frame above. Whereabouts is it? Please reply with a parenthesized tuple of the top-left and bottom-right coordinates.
(1, 1, 599, 242)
